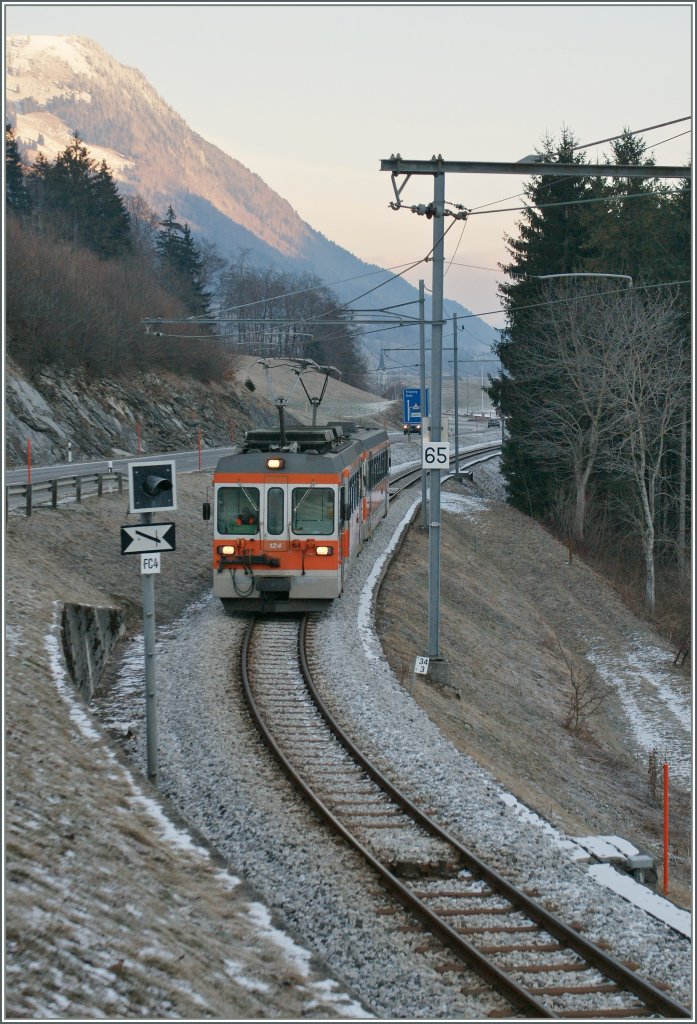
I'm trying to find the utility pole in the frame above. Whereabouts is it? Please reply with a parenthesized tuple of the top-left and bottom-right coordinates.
(381, 155, 690, 684)
(427, 170, 445, 666)
(452, 315, 460, 477)
(419, 280, 428, 528)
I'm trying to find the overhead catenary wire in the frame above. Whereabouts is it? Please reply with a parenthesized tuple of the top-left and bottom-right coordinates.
(147, 219, 464, 336)
(457, 278, 692, 323)
(464, 118, 691, 216)
(182, 257, 430, 322)
(467, 187, 690, 217)
(570, 116, 691, 152)
(152, 119, 691, 343)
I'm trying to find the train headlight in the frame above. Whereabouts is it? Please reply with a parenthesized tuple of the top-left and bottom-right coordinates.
(218, 544, 236, 556)
(315, 545, 333, 556)
(266, 457, 285, 470)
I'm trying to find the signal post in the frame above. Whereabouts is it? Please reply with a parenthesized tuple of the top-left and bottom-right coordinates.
(121, 460, 177, 784)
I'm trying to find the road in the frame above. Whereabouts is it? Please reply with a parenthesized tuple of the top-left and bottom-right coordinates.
(5, 447, 236, 486)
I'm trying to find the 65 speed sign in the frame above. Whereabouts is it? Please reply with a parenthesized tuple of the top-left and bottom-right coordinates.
(422, 440, 450, 469)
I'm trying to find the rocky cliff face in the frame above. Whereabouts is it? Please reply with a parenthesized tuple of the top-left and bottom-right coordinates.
(4, 355, 399, 469)
(4, 360, 282, 468)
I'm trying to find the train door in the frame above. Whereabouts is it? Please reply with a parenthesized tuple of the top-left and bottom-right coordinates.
(350, 468, 362, 555)
(263, 479, 289, 554)
(343, 468, 362, 586)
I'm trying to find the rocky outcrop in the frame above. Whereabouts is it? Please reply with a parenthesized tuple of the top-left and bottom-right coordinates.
(4, 360, 284, 467)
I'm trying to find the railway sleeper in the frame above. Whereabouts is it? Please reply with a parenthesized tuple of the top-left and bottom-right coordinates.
(388, 857, 464, 879)
(530, 982, 620, 996)
(555, 1008, 653, 1018)
(436, 905, 513, 916)
(415, 888, 496, 899)
(508, 962, 590, 974)
(478, 943, 565, 955)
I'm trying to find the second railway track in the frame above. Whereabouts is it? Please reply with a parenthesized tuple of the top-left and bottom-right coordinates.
(241, 613, 690, 1020)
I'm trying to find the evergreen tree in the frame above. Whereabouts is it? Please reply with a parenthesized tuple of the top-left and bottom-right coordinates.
(156, 206, 209, 317)
(25, 132, 131, 258)
(90, 160, 132, 258)
(5, 123, 31, 214)
(48, 131, 96, 247)
(491, 129, 594, 518)
(490, 124, 691, 592)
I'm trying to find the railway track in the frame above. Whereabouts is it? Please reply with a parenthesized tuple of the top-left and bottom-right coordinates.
(389, 439, 502, 496)
(241, 613, 690, 1020)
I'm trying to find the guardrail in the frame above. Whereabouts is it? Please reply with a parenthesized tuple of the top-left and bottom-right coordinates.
(6, 472, 126, 519)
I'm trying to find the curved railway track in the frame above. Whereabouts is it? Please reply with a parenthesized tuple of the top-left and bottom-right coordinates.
(389, 439, 502, 496)
(240, 613, 690, 1019)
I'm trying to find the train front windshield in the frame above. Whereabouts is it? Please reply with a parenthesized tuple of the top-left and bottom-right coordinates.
(291, 487, 335, 535)
(216, 484, 335, 537)
(217, 486, 260, 535)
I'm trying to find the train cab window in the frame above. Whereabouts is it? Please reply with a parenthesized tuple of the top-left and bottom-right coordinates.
(217, 486, 260, 535)
(267, 487, 284, 535)
(291, 486, 334, 536)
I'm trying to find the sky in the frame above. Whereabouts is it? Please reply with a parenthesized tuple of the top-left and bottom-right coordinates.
(3, 2, 694, 330)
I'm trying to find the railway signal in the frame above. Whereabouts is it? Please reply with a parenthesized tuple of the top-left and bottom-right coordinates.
(127, 459, 177, 514)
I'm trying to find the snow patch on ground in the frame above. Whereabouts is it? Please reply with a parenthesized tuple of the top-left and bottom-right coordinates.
(584, 634, 691, 787)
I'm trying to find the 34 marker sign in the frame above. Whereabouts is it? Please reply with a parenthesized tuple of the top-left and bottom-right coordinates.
(422, 440, 449, 469)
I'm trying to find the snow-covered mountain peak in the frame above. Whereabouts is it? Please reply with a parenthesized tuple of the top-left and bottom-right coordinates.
(6, 35, 100, 103)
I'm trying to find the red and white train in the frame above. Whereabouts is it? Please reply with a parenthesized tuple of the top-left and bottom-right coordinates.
(205, 421, 390, 613)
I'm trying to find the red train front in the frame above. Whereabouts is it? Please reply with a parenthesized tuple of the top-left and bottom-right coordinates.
(206, 421, 389, 613)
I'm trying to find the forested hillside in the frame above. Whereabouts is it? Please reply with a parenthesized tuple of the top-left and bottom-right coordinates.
(5, 125, 368, 387)
(5, 34, 497, 367)
(489, 127, 691, 625)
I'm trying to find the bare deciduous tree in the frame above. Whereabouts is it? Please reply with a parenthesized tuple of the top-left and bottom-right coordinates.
(556, 635, 607, 734)
(600, 289, 689, 614)
(507, 281, 627, 543)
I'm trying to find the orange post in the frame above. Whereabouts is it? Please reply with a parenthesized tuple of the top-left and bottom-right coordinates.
(663, 762, 669, 893)
(27, 438, 32, 483)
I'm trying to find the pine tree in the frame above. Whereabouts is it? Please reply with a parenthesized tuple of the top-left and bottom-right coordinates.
(49, 131, 96, 247)
(156, 206, 209, 317)
(491, 129, 595, 519)
(25, 132, 131, 258)
(5, 123, 31, 214)
(90, 160, 131, 258)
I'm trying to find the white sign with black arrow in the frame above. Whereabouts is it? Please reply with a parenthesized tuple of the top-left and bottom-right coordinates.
(121, 522, 176, 555)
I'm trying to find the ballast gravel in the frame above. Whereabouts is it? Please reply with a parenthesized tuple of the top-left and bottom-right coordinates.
(95, 445, 692, 1017)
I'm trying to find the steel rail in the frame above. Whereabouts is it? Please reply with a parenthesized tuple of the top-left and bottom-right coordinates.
(242, 612, 691, 1019)
(297, 618, 690, 1019)
(240, 615, 554, 1018)
(389, 441, 502, 495)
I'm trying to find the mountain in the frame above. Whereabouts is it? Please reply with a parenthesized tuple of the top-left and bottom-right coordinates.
(5, 34, 498, 372)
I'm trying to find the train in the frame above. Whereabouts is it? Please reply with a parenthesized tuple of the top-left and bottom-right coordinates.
(204, 420, 390, 613)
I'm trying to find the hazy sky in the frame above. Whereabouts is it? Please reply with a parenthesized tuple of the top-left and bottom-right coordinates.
(4, 3, 694, 328)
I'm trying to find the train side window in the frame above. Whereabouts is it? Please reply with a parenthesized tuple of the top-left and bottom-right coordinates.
(267, 487, 284, 535)
(217, 486, 260, 535)
(291, 486, 335, 535)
